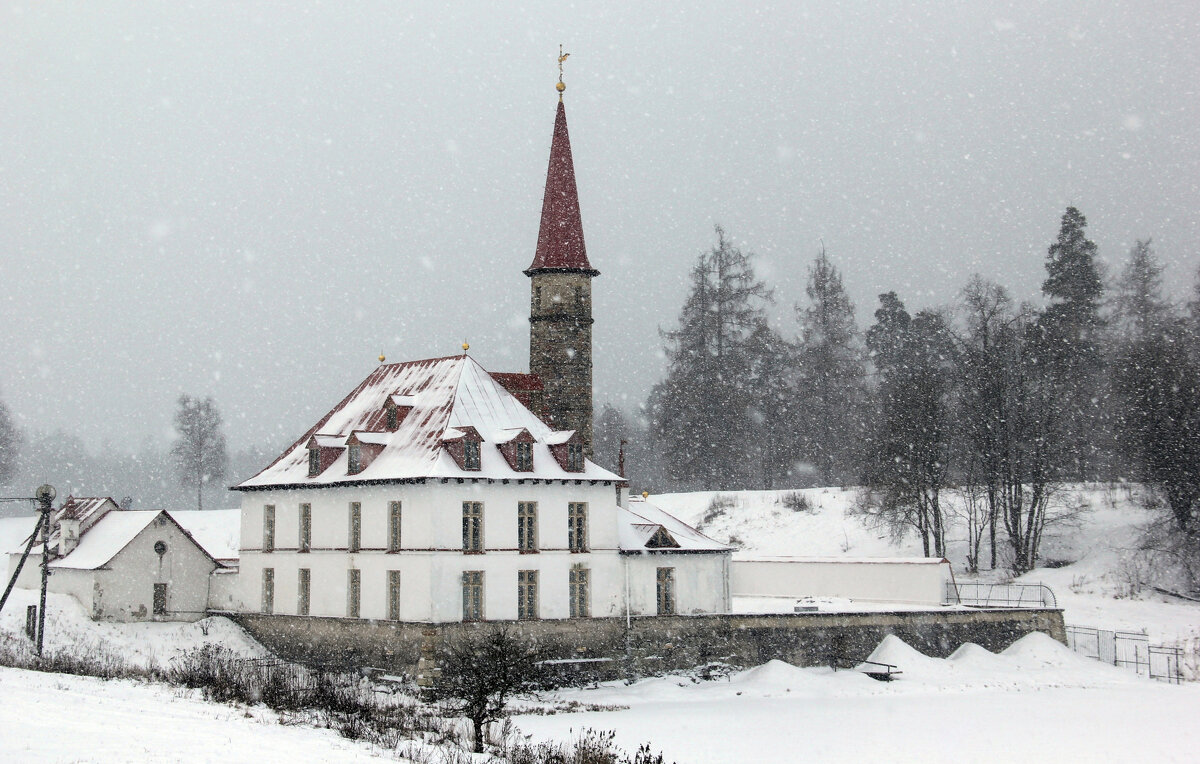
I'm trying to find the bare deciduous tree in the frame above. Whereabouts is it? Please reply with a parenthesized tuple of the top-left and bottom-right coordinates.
(0, 397, 19, 486)
(431, 626, 545, 754)
(171, 394, 228, 511)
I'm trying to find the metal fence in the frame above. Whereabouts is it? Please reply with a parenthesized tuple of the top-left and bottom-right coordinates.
(1065, 625, 1184, 684)
(946, 581, 1057, 609)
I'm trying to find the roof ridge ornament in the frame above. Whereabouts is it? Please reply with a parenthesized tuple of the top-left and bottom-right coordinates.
(557, 44, 569, 100)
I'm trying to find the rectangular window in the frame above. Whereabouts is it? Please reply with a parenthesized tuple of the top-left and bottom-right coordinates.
(262, 505, 275, 553)
(657, 567, 676, 616)
(347, 569, 361, 618)
(462, 501, 483, 552)
(517, 570, 538, 620)
(464, 440, 481, 470)
(386, 406, 398, 430)
(462, 570, 484, 622)
(298, 568, 311, 616)
(515, 441, 533, 471)
(567, 443, 584, 471)
(517, 501, 538, 552)
(387, 570, 401, 621)
(348, 443, 361, 474)
(388, 501, 402, 552)
(308, 448, 320, 476)
(569, 568, 590, 618)
(153, 583, 168, 616)
(261, 568, 274, 614)
(568, 502, 588, 552)
(348, 502, 361, 552)
(299, 503, 311, 553)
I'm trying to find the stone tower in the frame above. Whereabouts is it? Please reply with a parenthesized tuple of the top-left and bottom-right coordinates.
(525, 92, 598, 456)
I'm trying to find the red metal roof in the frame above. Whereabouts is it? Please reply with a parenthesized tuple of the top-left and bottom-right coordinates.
(525, 100, 598, 276)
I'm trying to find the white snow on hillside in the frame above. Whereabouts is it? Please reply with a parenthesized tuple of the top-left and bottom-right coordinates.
(0, 588, 266, 669)
(652, 486, 1200, 649)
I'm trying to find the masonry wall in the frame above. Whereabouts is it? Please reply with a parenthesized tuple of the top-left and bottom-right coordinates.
(529, 271, 594, 456)
(227, 607, 1066, 685)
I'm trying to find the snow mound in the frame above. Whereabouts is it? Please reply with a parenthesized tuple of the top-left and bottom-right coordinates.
(947, 642, 995, 662)
(1001, 632, 1085, 667)
(864, 634, 937, 669)
(730, 659, 808, 689)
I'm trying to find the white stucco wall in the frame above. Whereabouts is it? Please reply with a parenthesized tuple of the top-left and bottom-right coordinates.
(5, 514, 217, 621)
(87, 514, 218, 621)
(234, 479, 690, 623)
(622, 552, 731, 616)
(732, 558, 952, 606)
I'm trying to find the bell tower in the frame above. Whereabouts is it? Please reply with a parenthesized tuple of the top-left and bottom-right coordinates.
(525, 51, 598, 456)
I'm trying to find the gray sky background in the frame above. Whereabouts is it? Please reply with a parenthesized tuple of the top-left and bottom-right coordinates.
(2, 1, 1198, 456)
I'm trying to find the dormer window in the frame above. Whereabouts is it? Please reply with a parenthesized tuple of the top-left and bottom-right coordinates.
(386, 406, 398, 430)
(464, 439, 481, 470)
(567, 443, 583, 472)
(515, 442, 533, 471)
(348, 442, 362, 474)
(308, 448, 320, 477)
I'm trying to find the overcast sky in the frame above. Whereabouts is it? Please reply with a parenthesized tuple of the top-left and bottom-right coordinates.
(2, 2, 1198, 456)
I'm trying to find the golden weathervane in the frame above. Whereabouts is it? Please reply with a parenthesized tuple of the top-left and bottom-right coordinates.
(557, 44, 570, 98)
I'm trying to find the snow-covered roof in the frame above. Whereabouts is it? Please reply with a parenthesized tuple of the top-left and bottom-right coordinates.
(619, 498, 732, 553)
(236, 354, 621, 489)
(543, 430, 576, 445)
(49, 510, 162, 570)
(0, 515, 39, 555)
(48, 496, 117, 546)
(61, 510, 220, 570)
(171, 508, 240, 563)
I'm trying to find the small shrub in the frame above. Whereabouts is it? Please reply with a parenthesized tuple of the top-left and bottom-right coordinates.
(699, 495, 735, 527)
(781, 491, 811, 513)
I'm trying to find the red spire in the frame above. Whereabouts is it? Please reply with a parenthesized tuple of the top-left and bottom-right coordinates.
(525, 100, 598, 276)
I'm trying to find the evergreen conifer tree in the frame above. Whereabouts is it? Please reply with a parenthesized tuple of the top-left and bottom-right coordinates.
(650, 226, 772, 490)
(1039, 206, 1107, 478)
(794, 248, 865, 486)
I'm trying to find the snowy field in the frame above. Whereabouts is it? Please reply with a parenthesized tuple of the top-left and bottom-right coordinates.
(2, 486, 1199, 761)
(515, 634, 1200, 763)
(3, 631, 1199, 763)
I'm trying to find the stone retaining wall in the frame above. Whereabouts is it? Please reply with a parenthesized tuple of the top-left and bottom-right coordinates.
(224, 607, 1066, 685)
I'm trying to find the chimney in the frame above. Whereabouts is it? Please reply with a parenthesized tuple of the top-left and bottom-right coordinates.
(58, 517, 81, 556)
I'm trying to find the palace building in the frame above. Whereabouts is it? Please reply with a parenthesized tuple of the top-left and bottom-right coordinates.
(229, 76, 731, 625)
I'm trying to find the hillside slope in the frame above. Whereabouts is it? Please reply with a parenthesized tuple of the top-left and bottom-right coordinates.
(652, 486, 1199, 651)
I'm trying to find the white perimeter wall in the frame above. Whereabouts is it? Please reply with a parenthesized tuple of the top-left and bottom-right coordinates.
(732, 558, 952, 606)
(236, 480, 657, 622)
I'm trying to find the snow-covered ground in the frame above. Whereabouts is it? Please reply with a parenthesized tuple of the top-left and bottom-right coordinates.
(1, 486, 1198, 762)
(0, 665, 395, 763)
(515, 633, 1200, 763)
(0, 588, 266, 669)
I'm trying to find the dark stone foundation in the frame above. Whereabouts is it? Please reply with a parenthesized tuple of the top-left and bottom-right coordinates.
(222, 607, 1066, 686)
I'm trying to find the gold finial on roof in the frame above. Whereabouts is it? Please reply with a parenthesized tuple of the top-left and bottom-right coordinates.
(642, 491, 649, 499)
(378, 351, 386, 363)
(462, 341, 470, 352)
(557, 44, 569, 98)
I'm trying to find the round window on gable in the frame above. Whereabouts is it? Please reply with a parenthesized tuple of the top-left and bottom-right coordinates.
(154, 541, 167, 557)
